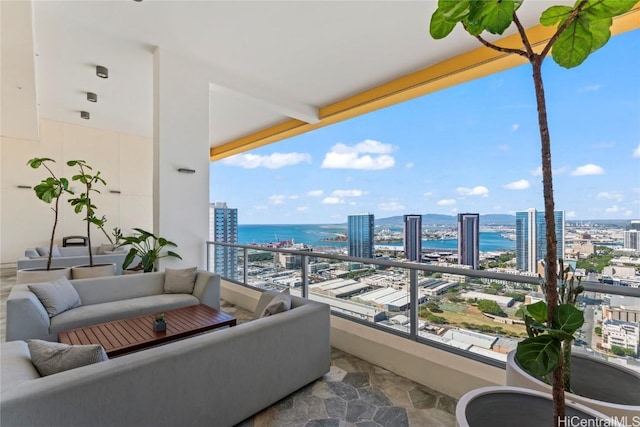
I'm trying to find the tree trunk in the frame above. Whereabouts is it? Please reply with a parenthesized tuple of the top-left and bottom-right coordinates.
(87, 208, 93, 266)
(531, 56, 563, 426)
(47, 196, 60, 271)
(562, 339, 572, 392)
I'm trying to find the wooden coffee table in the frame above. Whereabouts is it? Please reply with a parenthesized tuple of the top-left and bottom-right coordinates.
(58, 304, 236, 357)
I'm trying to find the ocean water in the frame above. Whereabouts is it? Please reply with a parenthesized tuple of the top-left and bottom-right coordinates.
(238, 224, 515, 252)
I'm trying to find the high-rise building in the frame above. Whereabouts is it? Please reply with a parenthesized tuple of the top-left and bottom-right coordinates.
(209, 202, 238, 280)
(457, 213, 479, 270)
(403, 215, 422, 262)
(348, 213, 375, 259)
(515, 208, 565, 273)
(630, 220, 640, 231)
(624, 230, 640, 250)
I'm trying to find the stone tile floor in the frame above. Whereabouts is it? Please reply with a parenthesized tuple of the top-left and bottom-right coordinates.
(1, 265, 456, 427)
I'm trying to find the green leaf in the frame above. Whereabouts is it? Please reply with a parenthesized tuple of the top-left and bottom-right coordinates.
(122, 249, 137, 270)
(552, 304, 584, 335)
(166, 250, 182, 260)
(468, 0, 515, 35)
(515, 335, 561, 377)
(552, 16, 593, 68)
(584, 0, 638, 18)
(438, 0, 470, 21)
(524, 300, 548, 323)
(586, 15, 612, 52)
(540, 5, 572, 26)
(430, 9, 458, 39)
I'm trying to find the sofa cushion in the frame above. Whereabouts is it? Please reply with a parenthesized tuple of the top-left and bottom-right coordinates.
(36, 245, 61, 257)
(28, 339, 108, 376)
(49, 294, 200, 337)
(28, 277, 82, 317)
(164, 267, 197, 294)
(257, 288, 291, 318)
(0, 341, 41, 392)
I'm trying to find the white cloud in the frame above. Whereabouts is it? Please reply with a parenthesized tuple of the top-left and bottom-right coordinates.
(503, 179, 530, 190)
(596, 191, 623, 202)
(566, 211, 577, 218)
(322, 197, 344, 205)
(252, 205, 267, 211)
(321, 140, 395, 170)
(437, 199, 456, 206)
(624, 210, 633, 217)
(405, 162, 414, 169)
(332, 189, 366, 197)
(457, 186, 489, 197)
(423, 191, 433, 198)
(578, 84, 601, 92)
(222, 152, 311, 169)
(269, 194, 297, 205)
(511, 124, 519, 132)
(497, 144, 510, 151)
(378, 202, 405, 211)
(633, 144, 640, 158)
(307, 190, 324, 197)
(605, 205, 621, 213)
(296, 206, 309, 212)
(571, 164, 605, 176)
(591, 141, 615, 149)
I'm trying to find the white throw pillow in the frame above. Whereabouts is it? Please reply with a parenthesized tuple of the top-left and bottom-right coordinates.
(28, 277, 82, 317)
(28, 340, 108, 376)
(258, 288, 291, 318)
(163, 267, 197, 294)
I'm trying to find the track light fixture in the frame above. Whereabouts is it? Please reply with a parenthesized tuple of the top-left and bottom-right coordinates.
(87, 92, 97, 102)
(96, 65, 108, 78)
(81, 111, 90, 119)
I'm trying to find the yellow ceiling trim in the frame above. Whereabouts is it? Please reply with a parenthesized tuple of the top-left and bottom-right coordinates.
(210, 7, 640, 161)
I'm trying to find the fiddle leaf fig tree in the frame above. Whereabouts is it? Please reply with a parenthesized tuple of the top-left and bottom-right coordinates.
(429, 0, 636, 424)
(27, 158, 72, 270)
(67, 160, 107, 266)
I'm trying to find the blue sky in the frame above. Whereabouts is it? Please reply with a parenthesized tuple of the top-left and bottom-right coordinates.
(211, 29, 640, 225)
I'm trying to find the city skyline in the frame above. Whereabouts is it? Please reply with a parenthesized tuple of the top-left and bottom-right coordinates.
(210, 30, 640, 225)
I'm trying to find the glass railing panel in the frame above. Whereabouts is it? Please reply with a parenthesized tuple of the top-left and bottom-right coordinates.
(207, 241, 640, 367)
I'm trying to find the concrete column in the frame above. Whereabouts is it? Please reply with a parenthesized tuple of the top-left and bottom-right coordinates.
(153, 47, 210, 269)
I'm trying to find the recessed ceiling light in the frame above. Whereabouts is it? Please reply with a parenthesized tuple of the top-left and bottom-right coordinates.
(96, 65, 108, 78)
(87, 92, 97, 102)
(81, 111, 90, 119)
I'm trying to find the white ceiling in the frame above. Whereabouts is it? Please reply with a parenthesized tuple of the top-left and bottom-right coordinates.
(2, 0, 572, 149)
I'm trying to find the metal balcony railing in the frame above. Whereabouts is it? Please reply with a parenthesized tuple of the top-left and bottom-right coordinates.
(207, 241, 640, 368)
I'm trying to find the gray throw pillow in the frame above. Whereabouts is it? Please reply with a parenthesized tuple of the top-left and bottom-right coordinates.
(28, 277, 82, 317)
(258, 288, 291, 318)
(97, 243, 115, 255)
(36, 245, 61, 257)
(164, 267, 197, 294)
(27, 339, 108, 376)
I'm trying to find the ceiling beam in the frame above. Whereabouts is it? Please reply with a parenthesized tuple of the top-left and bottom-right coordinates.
(210, 6, 640, 161)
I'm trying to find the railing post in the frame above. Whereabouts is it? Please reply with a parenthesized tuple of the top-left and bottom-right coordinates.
(301, 255, 308, 298)
(206, 242, 211, 272)
(410, 268, 418, 340)
(243, 247, 248, 285)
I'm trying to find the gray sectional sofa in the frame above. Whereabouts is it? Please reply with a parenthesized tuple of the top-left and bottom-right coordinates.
(5, 270, 220, 342)
(17, 246, 131, 274)
(1, 289, 331, 427)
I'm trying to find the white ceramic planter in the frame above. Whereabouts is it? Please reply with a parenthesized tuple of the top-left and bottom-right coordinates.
(71, 263, 117, 279)
(506, 350, 640, 421)
(457, 386, 623, 427)
(16, 267, 71, 284)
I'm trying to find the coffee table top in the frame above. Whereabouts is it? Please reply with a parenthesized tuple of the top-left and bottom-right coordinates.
(58, 304, 236, 357)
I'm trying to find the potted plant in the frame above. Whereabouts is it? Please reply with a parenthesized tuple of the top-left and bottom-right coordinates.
(118, 227, 182, 273)
(429, 1, 637, 425)
(153, 313, 167, 332)
(16, 158, 73, 284)
(67, 159, 116, 278)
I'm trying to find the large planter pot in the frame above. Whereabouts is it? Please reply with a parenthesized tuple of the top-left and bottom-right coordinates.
(16, 267, 71, 284)
(71, 263, 117, 279)
(457, 386, 622, 427)
(506, 350, 640, 421)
